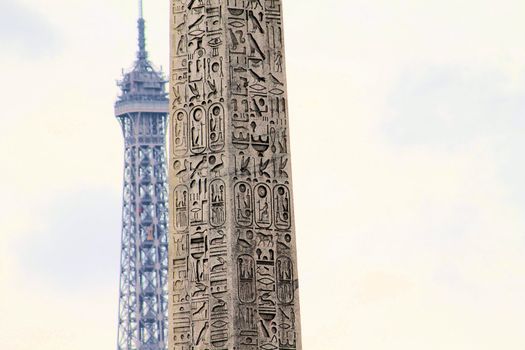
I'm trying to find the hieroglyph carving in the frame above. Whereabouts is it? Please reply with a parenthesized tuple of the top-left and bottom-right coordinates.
(168, 1, 301, 349)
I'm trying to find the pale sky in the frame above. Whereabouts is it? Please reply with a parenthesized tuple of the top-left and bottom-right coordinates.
(1, 0, 525, 349)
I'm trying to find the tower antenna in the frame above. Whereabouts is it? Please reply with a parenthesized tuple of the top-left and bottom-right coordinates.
(137, 0, 147, 60)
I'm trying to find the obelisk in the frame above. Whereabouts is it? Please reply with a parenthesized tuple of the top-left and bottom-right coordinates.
(168, 1, 302, 349)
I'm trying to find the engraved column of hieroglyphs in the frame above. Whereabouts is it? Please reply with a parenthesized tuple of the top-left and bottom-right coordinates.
(169, 1, 229, 349)
(228, 0, 300, 349)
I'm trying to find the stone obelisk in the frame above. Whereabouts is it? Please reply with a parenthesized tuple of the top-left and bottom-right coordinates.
(168, 1, 301, 349)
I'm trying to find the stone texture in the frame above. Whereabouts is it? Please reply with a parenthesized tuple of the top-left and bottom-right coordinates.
(167, 1, 301, 349)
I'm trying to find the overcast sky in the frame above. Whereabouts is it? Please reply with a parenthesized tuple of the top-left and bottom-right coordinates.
(1, 0, 525, 349)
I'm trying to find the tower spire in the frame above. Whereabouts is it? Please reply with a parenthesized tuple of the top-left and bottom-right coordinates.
(137, 0, 147, 61)
(116, 0, 166, 103)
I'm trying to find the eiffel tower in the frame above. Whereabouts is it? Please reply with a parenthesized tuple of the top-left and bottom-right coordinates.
(114, 1, 169, 349)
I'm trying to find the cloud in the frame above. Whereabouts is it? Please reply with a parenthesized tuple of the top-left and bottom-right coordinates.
(0, 0, 61, 56)
(383, 65, 525, 149)
(381, 64, 525, 212)
(14, 188, 122, 292)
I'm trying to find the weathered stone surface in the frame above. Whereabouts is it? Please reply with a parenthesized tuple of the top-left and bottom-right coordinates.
(167, 1, 302, 349)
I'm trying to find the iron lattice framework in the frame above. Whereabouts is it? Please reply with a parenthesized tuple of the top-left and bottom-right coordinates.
(114, 4, 169, 350)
